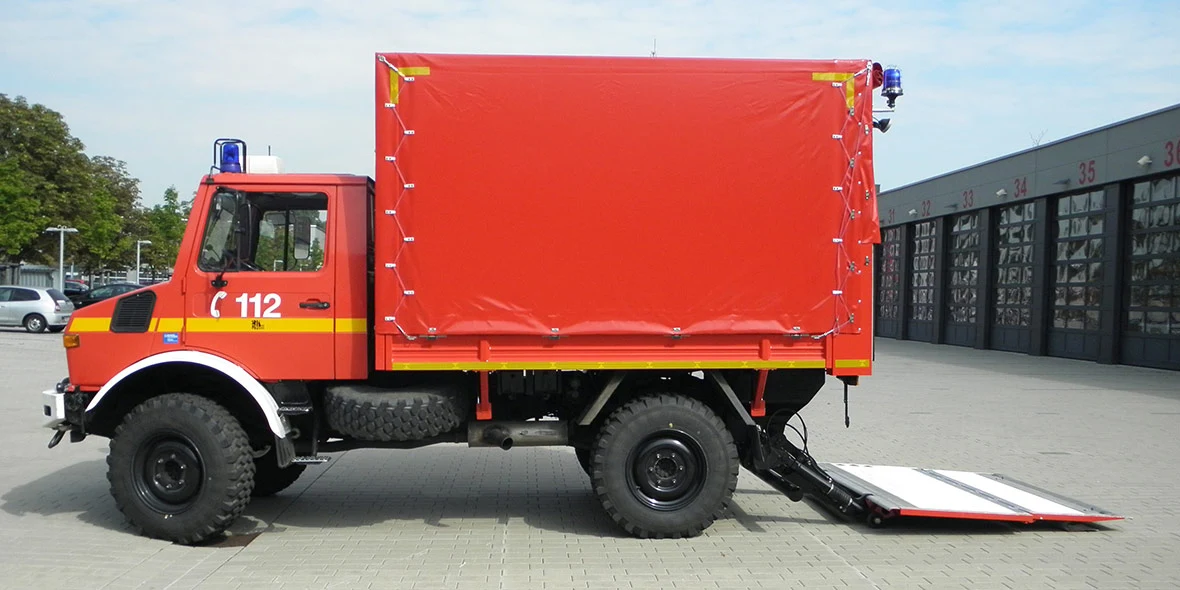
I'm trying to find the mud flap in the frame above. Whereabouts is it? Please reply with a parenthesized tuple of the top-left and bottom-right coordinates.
(819, 463, 1122, 524)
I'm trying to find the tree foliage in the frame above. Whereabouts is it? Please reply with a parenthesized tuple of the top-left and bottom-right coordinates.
(0, 158, 45, 257)
(140, 186, 187, 272)
(0, 94, 189, 278)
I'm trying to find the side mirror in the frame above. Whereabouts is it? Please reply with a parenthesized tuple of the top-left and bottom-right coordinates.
(293, 219, 312, 260)
(217, 192, 237, 213)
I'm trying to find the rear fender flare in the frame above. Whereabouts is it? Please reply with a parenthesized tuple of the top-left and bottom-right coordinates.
(86, 350, 286, 437)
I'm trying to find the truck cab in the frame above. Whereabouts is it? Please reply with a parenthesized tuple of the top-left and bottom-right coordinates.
(65, 174, 372, 392)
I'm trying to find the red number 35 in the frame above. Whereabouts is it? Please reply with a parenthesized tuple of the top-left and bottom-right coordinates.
(1078, 160, 1096, 185)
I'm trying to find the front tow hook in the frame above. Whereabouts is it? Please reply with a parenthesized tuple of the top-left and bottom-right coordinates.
(47, 428, 67, 449)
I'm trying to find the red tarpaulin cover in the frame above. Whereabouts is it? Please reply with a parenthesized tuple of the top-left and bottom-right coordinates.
(374, 54, 879, 339)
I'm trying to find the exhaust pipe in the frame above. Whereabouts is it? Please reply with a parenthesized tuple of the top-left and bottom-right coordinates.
(468, 421, 568, 450)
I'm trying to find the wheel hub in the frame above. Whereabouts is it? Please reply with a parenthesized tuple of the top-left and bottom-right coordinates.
(135, 436, 203, 512)
(628, 433, 706, 511)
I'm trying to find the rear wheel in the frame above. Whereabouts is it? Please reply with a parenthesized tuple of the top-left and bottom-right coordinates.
(48, 326, 65, 333)
(591, 394, 738, 538)
(23, 314, 46, 333)
(107, 393, 255, 544)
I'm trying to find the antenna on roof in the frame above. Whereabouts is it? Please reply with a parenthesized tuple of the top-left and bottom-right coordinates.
(651, 38, 657, 58)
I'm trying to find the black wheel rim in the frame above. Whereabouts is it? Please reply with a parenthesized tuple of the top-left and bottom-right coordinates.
(625, 430, 707, 511)
(132, 432, 204, 514)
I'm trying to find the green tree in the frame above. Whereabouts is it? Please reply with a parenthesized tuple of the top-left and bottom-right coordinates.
(0, 159, 45, 258)
(142, 185, 187, 274)
(73, 155, 140, 274)
(0, 94, 93, 264)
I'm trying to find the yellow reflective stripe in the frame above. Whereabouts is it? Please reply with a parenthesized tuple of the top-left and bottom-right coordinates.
(186, 318, 335, 333)
(812, 72, 856, 108)
(335, 318, 367, 333)
(391, 360, 830, 371)
(834, 359, 871, 368)
(66, 317, 364, 334)
(69, 317, 111, 333)
(389, 67, 431, 105)
(156, 318, 184, 332)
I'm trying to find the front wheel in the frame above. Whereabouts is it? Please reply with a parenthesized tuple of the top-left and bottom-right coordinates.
(591, 394, 738, 538)
(107, 393, 255, 544)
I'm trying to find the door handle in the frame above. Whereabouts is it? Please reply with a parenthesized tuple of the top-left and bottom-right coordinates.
(299, 300, 331, 310)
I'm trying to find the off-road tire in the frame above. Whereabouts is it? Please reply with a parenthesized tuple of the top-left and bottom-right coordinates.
(251, 447, 307, 497)
(575, 447, 593, 477)
(591, 394, 738, 539)
(324, 385, 464, 442)
(107, 393, 255, 544)
(23, 313, 47, 333)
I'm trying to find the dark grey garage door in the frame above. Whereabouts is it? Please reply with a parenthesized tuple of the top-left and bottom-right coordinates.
(876, 226, 904, 339)
(943, 212, 981, 347)
(991, 202, 1038, 353)
(1048, 190, 1107, 361)
(1123, 176, 1180, 370)
(907, 220, 939, 343)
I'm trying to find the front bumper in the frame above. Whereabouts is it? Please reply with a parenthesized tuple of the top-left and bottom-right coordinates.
(43, 389, 67, 428)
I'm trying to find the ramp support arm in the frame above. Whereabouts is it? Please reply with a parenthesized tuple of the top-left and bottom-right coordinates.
(746, 433, 867, 520)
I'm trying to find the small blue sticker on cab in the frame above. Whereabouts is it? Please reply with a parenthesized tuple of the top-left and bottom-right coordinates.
(163, 333, 180, 345)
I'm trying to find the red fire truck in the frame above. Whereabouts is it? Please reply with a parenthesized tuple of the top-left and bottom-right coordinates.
(41, 53, 1117, 545)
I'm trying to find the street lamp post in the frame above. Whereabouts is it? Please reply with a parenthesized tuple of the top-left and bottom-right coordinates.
(135, 240, 153, 284)
(44, 226, 79, 292)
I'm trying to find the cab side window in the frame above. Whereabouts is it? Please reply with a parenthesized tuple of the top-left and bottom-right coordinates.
(197, 189, 328, 273)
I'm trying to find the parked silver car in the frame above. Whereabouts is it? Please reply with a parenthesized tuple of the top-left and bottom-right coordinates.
(0, 286, 73, 333)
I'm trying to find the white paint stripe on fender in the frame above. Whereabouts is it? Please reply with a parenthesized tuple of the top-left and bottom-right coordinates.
(88, 350, 286, 437)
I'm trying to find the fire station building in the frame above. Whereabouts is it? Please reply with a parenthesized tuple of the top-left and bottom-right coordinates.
(875, 104, 1180, 371)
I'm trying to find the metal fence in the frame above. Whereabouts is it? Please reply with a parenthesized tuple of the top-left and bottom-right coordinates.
(0, 264, 55, 288)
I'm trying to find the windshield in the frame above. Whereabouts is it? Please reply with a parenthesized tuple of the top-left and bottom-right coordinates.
(198, 189, 241, 271)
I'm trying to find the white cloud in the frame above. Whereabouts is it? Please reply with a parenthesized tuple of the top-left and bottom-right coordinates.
(1, 0, 1177, 203)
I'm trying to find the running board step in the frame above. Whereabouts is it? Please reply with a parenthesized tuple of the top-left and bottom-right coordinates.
(277, 405, 314, 415)
(291, 456, 330, 465)
(819, 463, 1122, 525)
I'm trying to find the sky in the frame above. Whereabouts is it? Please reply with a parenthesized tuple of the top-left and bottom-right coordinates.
(2, 0, 1179, 206)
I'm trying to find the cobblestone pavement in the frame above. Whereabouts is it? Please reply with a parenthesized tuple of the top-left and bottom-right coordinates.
(1, 328, 1177, 589)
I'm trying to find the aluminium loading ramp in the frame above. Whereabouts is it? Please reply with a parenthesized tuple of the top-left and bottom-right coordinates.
(818, 463, 1122, 525)
(745, 434, 1122, 527)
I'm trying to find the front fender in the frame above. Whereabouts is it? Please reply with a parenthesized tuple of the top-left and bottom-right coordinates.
(87, 350, 287, 437)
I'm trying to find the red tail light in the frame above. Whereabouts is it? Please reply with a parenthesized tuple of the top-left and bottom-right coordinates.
(55, 301, 62, 312)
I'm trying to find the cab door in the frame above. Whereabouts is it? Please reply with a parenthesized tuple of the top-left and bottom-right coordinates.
(184, 185, 337, 380)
